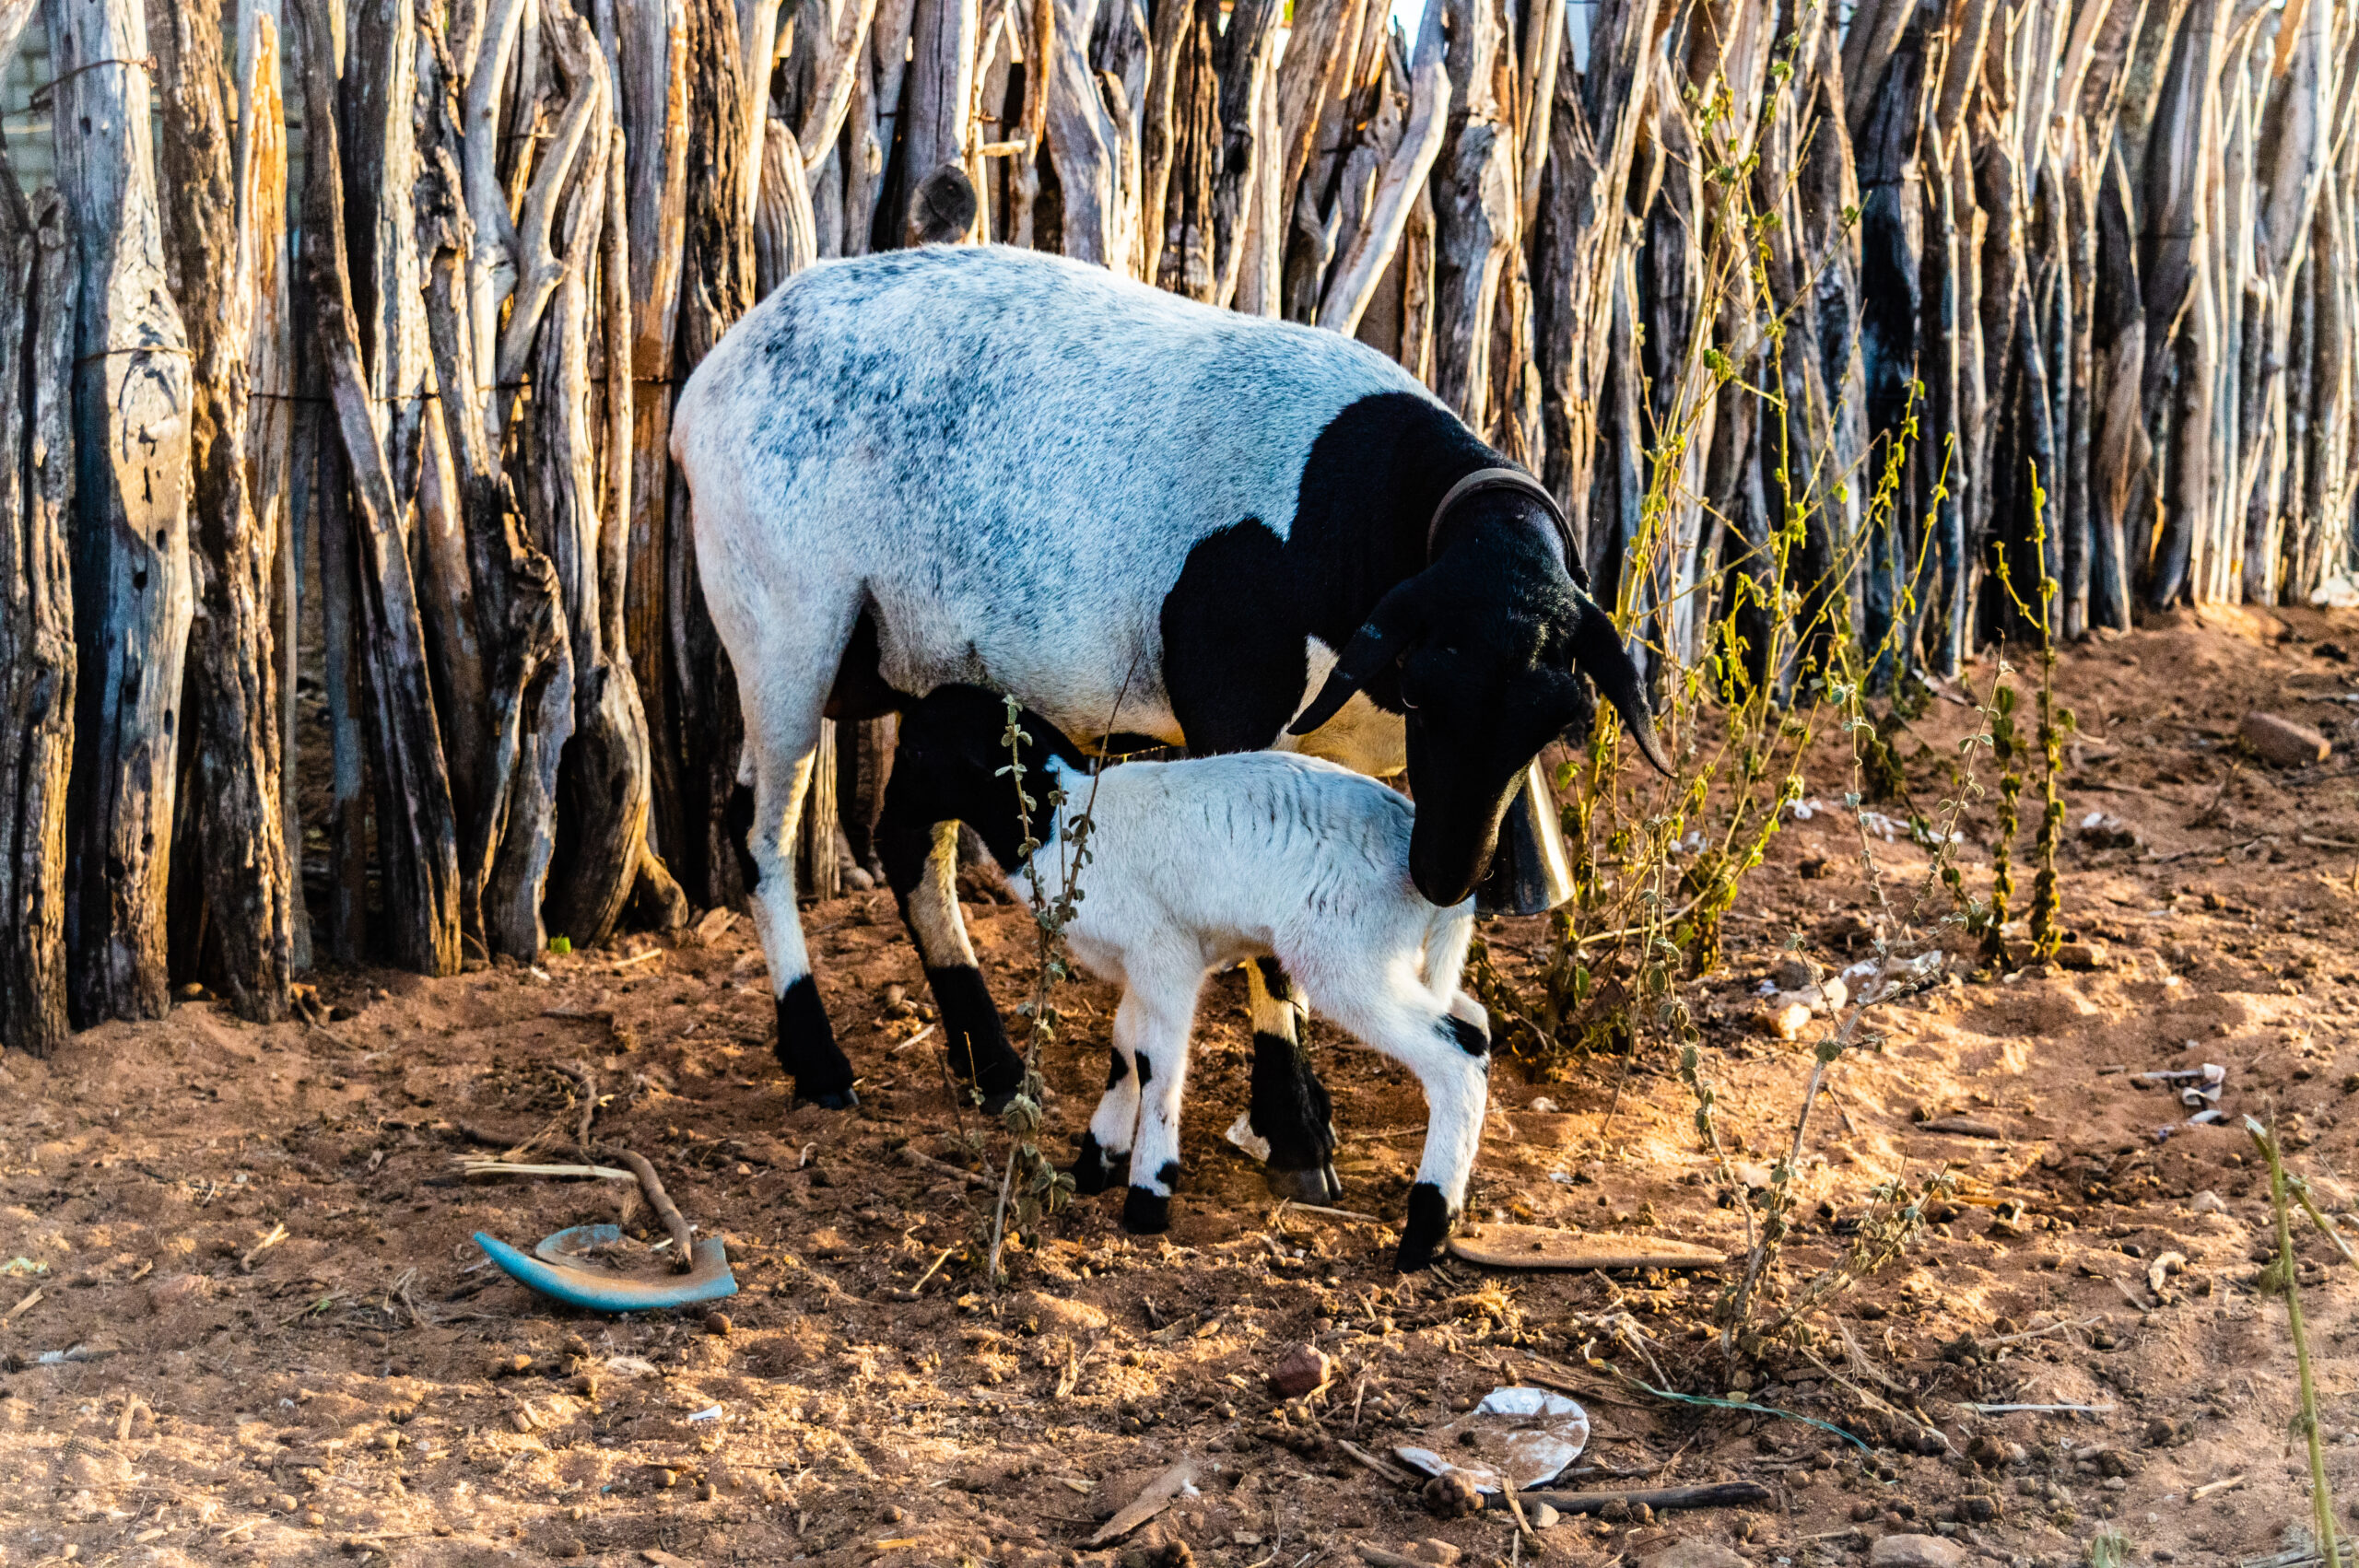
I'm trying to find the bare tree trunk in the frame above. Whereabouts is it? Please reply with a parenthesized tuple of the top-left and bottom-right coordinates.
(849, 0, 919, 254)
(46, 0, 197, 1026)
(670, 0, 760, 908)
(1043, 0, 1144, 274)
(150, 0, 295, 1022)
(2142, 0, 2224, 605)
(905, 0, 980, 234)
(1534, 0, 1664, 524)
(1320, 45, 1449, 336)
(236, 0, 308, 971)
(416, 20, 579, 959)
(0, 175, 77, 1056)
(293, 0, 466, 975)
(615, 0, 694, 877)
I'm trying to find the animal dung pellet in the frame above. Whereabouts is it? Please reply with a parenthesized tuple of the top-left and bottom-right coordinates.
(703, 1311, 733, 1337)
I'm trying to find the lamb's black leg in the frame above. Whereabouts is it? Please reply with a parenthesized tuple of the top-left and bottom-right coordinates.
(879, 817, 1027, 1111)
(1245, 958, 1340, 1202)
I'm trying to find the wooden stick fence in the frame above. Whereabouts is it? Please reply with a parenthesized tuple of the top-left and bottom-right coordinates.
(0, 0, 2352, 1040)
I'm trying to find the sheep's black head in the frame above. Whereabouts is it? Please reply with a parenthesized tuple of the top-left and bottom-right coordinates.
(1289, 517, 1668, 908)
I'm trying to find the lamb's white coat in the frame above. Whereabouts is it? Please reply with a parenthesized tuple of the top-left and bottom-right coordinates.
(1008, 751, 1489, 1216)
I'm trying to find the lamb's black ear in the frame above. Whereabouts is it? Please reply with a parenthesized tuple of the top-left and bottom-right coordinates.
(1567, 592, 1671, 777)
(1288, 579, 1431, 737)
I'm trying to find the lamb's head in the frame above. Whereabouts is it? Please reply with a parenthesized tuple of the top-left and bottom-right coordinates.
(892, 685, 1088, 872)
(1289, 513, 1668, 908)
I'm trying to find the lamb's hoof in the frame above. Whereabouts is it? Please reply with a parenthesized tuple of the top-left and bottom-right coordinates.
(795, 1085, 860, 1111)
(1070, 1132, 1127, 1195)
(979, 1089, 1020, 1117)
(1394, 1181, 1454, 1271)
(1264, 1162, 1342, 1204)
(1122, 1186, 1173, 1235)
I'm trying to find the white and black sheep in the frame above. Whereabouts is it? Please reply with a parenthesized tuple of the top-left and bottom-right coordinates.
(882, 685, 1490, 1269)
(670, 243, 1662, 1199)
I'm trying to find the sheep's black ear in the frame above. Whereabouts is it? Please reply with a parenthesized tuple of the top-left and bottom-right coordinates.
(1288, 579, 1428, 737)
(1567, 593, 1671, 777)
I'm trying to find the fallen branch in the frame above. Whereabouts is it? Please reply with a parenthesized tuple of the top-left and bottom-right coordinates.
(603, 1150, 695, 1273)
(1517, 1481, 1773, 1515)
(902, 1143, 992, 1190)
(1335, 1438, 1417, 1488)
(1087, 1458, 1199, 1546)
(458, 1160, 637, 1181)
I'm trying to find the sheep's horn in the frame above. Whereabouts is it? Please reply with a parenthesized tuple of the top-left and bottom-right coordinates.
(1570, 595, 1672, 777)
(1289, 581, 1426, 737)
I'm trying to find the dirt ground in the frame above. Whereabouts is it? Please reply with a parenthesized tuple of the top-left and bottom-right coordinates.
(9, 606, 2359, 1568)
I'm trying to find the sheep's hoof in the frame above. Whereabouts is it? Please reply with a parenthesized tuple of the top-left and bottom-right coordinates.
(1263, 1162, 1342, 1204)
(979, 1089, 1020, 1117)
(1393, 1181, 1455, 1271)
(794, 1085, 861, 1111)
(1070, 1133, 1127, 1195)
(1121, 1186, 1173, 1235)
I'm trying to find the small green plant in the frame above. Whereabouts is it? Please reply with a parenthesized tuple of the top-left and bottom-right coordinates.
(2088, 1527, 2133, 1568)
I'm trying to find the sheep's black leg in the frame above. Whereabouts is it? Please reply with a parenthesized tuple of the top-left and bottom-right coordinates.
(732, 768, 856, 1109)
(880, 817, 1027, 1112)
(1245, 958, 1340, 1202)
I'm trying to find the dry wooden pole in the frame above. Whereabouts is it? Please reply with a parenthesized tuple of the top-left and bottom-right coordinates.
(1534, 0, 1666, 524)
(609, 0, 697, 917)
(1043, 0, 1144, 275)
(0, 176, 77, 1057)
(669, 0, 761, 909)
(1204, 0, 1283, 310)
(44, 0, 197, 1026)
(235, 0, 306, 969)
(848, 0, 919, 254)
(905, 0, 979, 237)
(292, 0, 466, 976)
(149, 0, 297, 1020)
(2142, 0, 2224, 605)
(416, 20, 579, 960)
(1429, 0, 1521, 437)
(1319, 51, 1449, 336)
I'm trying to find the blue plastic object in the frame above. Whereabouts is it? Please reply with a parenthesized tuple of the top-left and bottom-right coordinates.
(474, 1223, 737, 1313)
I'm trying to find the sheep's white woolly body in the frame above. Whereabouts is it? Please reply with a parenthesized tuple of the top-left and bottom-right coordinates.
(675, 244, 1437, 754)
(1015, 752, 1488, 1237)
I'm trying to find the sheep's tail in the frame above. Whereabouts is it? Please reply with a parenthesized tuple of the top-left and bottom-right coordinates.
(1419, 897, 1478, 1000)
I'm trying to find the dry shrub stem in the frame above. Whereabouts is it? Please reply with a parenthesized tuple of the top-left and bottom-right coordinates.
(2248, 1116, 2341, 1568)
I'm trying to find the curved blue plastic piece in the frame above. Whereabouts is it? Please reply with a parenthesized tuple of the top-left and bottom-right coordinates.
(474, 1226, 737, 1314)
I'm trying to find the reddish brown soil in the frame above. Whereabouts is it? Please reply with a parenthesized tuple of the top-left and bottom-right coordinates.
(6, 607, 2359, 1568)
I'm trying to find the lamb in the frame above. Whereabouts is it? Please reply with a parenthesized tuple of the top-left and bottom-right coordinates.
(670, 243, 1663, 1200)
(879, 685, 1491, 1270)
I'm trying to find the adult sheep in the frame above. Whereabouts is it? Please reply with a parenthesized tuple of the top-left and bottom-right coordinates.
(671, 244, 1666, 1187)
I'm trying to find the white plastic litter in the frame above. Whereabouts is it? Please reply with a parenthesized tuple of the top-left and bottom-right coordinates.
(1394, 1385, 1590, 1494)
(686, 1405, 724, 1423)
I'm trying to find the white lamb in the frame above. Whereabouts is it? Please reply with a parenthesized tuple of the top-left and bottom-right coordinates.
(878, 685, 1490, 1269)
